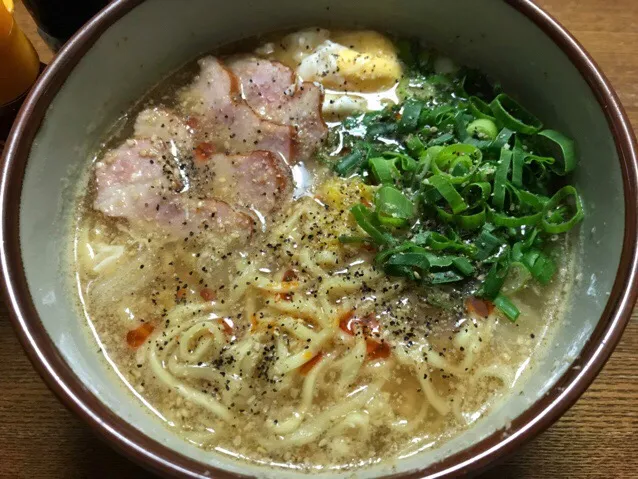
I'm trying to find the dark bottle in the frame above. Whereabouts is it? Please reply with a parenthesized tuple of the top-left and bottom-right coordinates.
(22, 0, 110, 51)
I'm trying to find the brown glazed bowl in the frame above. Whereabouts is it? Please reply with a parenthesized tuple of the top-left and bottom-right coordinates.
(1, 0, 637, 477)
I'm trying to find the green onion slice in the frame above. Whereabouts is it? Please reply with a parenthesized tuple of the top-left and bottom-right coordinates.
(399, 99, 424, 133)
(477, 257, 510, 299)
(338, 235, 374, 244)
(511, 139, 526, 188)
(474, 224, 504, 260)
(469, 96, 496, 121)
(369, 157, 400, 184)
(522, 249, 556, 285)
(489, 209, 542, 228)
(501, 261, 532, 294)
(335, 149, 366, 176)
(397, 74, 436, 101)
(462, 182, 491, 208)
(428, 175, 468, 214)
(375, 186, 415, 227)
(452, 256, 474, 275)
(492, 148, 512, 210)
(489, 127, 515, 154)
(432, 144, 482, 184)
(428, 132, 455, 146)
(490, 93, 543, 134)
(412, 231, 477, 256)
(421, 252, 474, 276)
(405, 134, 426, 157)
(437, 205, 487, 230)
(382, 151, 418, 172)
(536, 129, 577, 175)
(494, 293, 520, 322)
(366, 122, 398, 140)
(350, 204, 395, 245)
(541, 185, 584, 233)
(431, 271, 465, 284)
(467, 118, 498, 140)
(383, 252, 431, 280)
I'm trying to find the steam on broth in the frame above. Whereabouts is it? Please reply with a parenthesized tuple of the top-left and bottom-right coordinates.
(71, 28, 581, 471)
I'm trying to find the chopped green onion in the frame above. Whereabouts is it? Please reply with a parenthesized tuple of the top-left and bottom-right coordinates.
(477, 258, 510, 299)
(431, 270, 464, 284)
(428, 175, 467, 214)
(490, 93, 543, 134)
(381, 248, 431, 280)
(337, 235, 374, 244)
(332, 60, 583, 318)
(489, 127, 515, 153)
(411, 231, 477, 255)
(501, 261, 532, 294)
(382, 151, 418, 172)
(437, 206, 487, 230)
(536, 129, 577, 175)
(522, 249, 556, 285)
(350, 204, 395, 245)
(399, 99, 424, 133)
(462, 182, 491, 208)
(467, 118, 498, 140)
(375, 186, 415, 227)
(489, 208, 542, 228)
(511, 228, 540, 262)
(366, 122, 398, 140)
(427, 132, 455, 146)
(452, 256, 474, 276)
(469, 96, 496, 121)
(405, 135, 426, 157)
(474, 225, 503, 261)
(511, 139, 526, 188)
(455, 208, 487, 230)
(541, 185, 584, 233)
(397, 74, 436, 102)
(494, 294, 520, 322)
(334, 149, 366, 176)
(369, 157, 400, 184)
(432, 143, 482, 184)
(492, 148, 512, 211)
(422, 252, 475, 275)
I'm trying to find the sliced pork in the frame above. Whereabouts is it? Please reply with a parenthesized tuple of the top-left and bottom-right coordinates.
(134, 107, 194, 153)
(192, 150, 292, 215)
(93, 135, 254, 240)
(228, 57, 328, 161)
(179, 57, 295, 163)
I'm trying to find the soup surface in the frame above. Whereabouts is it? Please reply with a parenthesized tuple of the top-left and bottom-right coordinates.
(71, 29, 580, 471)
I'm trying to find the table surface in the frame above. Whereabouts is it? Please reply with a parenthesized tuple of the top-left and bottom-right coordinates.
(3, 1, 638, 477)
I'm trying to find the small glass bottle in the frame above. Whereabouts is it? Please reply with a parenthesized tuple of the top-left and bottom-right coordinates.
(0, 0, 41, 142)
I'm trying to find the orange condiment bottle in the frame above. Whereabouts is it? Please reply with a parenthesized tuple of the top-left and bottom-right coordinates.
(0, 0, 39, 105)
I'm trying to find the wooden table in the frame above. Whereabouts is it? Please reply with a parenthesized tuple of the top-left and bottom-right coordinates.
(2, 1, 637, 477)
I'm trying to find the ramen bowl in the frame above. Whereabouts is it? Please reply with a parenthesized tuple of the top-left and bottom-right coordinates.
(2, 0, 637, 477)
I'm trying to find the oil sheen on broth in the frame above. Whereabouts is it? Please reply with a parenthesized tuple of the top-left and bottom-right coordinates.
(72, 28, 577, 471)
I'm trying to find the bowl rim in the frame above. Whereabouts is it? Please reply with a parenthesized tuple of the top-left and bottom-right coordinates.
(1, 0, 637, 477)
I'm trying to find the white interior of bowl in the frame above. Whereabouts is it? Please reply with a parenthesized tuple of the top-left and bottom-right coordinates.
(19, 0, 623, 477)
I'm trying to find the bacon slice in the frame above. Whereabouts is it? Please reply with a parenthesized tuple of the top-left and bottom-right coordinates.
(179, 56, 295, 163)
(93, 136, 253, 240)
(134, 107, 194, 152)
(192, 149, 292, 215)
(228, 57, 328, 161)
